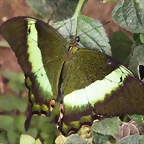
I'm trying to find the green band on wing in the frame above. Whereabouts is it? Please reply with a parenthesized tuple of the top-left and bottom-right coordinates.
(27, 18, 43, 73)
(64, 65, 132, 108)
(27, 19, 53, 99)
(87, 65, 133, 107)
(33, 67, 53, 99)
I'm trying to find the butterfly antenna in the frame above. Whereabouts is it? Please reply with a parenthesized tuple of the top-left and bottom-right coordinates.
(78, 20, 110, 37)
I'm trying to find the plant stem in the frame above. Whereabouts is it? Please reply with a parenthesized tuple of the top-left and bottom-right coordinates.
(73, 0, 85, 35)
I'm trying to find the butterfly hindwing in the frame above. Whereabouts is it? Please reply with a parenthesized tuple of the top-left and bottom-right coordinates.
(59, 48, 144, 135)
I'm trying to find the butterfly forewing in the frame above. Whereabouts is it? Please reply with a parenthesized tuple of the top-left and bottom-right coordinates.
(0, 16, 67, 129)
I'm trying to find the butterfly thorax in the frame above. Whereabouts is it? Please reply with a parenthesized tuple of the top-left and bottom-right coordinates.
(65, 36, 79, 60)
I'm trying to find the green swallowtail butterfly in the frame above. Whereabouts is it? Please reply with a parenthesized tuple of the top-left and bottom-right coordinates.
(1, 16, 144, 136)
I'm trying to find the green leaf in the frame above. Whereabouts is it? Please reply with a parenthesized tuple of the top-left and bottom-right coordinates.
(0, 94, 17, 111)
(7, 130, 20, 144)
(40, 132, 49, 140)
(77, 14, 111, 55)
(55, 135, 66, 144)
(86, 138, 93, 144)
(1, 71, 24, 82)
(92, 117, 121, 137)
(30, 116, 47, 130)
(41, 120, 59, 135)
(92, 132, 112, 144)
(13, 114, 26, 133)
(0, 94, 27, 112)
(78, 126, 91, 139)
(33, 138, 42, 144)
(128, 45, 144, 75)
(116, 134, 144, 144)
(1, 71, 26, 93)
(20, 135, 41, 144)
(54, 13, 111, 55)
(13, 97, 28, 112)
(64, 134, 87, 144)
(24, 128, 38, 139)
(0, 131, 9, 144)
(139, 0, 144, 9)
(133, 34, 143, 47)
(140, 34, 144, 43)
(110, 31, 133, 66)
(20, 134, 35, 144)
(128, 115, 144, 124)
(0, 115, 14, 130)
(112, 0, 144, 33)
(40, 119, 59, 144)
(26, 0, 79, 21)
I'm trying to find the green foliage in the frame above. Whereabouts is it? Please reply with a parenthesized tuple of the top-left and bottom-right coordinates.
(0, 71, 59, 143)
(112, 0, 144, 33)
(1, 0, 144, 144)
(140, 34, 144, 44)
(128, 115, 144, 124)
(116, 134, 144, 144)
(112, 0, 144, 75)
(128, 45, 144, 75)
(26, 0, 81, 21)
(1, 71, 26, 93)
(110, 31, 133, 66)
(0, 115, 14, 130)
(92, 117, 121, 137)
(20, 134, 42, 144)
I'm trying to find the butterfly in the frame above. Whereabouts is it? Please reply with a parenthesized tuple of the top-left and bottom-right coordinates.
(1, 16, 144, 136)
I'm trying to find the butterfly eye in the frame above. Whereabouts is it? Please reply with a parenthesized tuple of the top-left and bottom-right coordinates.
(75, 36, 80, 43)
(49, 100, 56, 111)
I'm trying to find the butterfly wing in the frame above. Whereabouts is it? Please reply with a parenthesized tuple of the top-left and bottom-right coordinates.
(0, 16, 67, 129)
(60, 48, 144, 135)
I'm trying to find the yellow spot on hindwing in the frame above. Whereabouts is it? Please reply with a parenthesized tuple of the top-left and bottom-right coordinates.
(61, 122, 69, 135)
(80, 115, 92, 123)
(41, 104, 49, 113)
(25, 76, 32, 87)
(29, 93, 35, 103)
(32, 103, 41, 112)
(70, 121, 80, 129)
